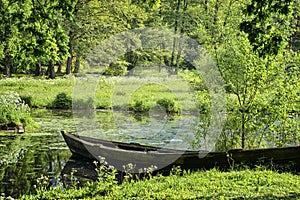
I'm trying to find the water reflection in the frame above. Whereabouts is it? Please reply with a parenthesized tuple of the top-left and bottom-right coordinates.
(0, 109, 74, 198)
(60, 156, 98, 186)
(0, 134, 71, 198)
(1, 108, 298, 198)
(0, 109, 205, 198)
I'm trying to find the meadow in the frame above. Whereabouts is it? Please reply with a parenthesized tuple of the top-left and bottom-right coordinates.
(0, 73, 205, 113)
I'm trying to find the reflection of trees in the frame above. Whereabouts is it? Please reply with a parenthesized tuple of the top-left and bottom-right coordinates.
(0, 135, 71, 198)
(0, 136, 31, 166)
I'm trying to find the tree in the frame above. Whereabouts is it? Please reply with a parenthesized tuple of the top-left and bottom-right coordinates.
(289, 0, 300, 51)
(0, 0, 32, 77)
(240, 0, 295, 57)
(63, 0, 148, 74)
(22, 0, 76, 78)
(0, 0, 76, 78)
(190, 0, 300, 150)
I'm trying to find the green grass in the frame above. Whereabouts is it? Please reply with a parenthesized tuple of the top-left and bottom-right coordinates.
(109, 76, 199, 112)
(20, 168, 300, 200)
(0, 75, 201, 112)
(0, 77, 74, 108)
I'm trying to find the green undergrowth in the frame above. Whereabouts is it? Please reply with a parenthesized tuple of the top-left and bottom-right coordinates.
(20, 167, 300, 200)
(0, 92, 36, 130)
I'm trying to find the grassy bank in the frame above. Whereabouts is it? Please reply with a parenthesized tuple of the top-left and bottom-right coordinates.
(0, 75, 204, 112)
(20, 168, 300, 200)
(0, 77, 74, 108)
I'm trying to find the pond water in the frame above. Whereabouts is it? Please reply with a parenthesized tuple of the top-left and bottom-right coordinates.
(0, 109, 205, 198)
(1, 108, 299, 198)
(0, 110, 72, 198)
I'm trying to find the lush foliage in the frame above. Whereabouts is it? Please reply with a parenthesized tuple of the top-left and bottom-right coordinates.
(156, 98, 181, 114)
(1, 1, 299, 199)
(240, 0, 294, 57)
(0, 92, 35, 129)
(20, 167, 300, 200)
(52, 93, 72, 109)
(0, 0, 77, 78)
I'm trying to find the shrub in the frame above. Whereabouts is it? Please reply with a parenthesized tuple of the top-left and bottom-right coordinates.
(0, 92, 35, 129)
(156, 98, 181, 114)
(103, 61, 128, 76)
(20, 95, 33, 107)
(52, 93, 72, 109)
(129, 100, 151, 113)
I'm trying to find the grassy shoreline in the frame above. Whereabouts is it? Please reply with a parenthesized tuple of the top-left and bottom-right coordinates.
(20, 168, 300, 200)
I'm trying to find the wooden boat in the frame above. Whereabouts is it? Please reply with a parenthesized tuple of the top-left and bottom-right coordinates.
(61, 131, 300, 172)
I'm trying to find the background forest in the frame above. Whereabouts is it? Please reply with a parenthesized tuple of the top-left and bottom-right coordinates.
(0, 0, 300, 150)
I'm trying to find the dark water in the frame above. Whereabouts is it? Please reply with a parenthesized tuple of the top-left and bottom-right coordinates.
(0, 134, 71, 198)
(0, 110, 74, 198)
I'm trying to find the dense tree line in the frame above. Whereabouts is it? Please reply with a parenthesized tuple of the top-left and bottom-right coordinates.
(0, 0, 298, 78)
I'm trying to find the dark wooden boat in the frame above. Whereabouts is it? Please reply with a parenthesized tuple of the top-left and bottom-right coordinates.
(61, 131, 300, 172)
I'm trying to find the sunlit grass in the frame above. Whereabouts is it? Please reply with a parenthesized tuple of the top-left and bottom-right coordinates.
(0, 74, 203, 113)
(20, 168, 300, 200)
(0, 77, 74, 107)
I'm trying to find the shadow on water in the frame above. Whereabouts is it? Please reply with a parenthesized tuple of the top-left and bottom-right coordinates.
(60, 155, 98, 184)
(0, 134, 71, 198)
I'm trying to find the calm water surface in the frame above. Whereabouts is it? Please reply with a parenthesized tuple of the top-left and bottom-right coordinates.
(0, 109, 203, 198)
(0, 110, 73, 198)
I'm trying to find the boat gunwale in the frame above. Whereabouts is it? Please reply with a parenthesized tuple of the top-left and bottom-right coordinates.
(61, 131, 300, 158)
(62, 131, 210, 155)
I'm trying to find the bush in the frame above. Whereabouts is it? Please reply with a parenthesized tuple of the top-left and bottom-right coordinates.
(20, 95, 33, 107)
(52, 93, 72, 109)
(129, 100, 151, 113)
(156, 98, 181, 114)
(20, 167, 300, 200)
(0, 92, 35, 129)
(103, 61, 128, 76)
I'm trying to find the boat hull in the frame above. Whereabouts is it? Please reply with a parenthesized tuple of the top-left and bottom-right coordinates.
(61, 131, 300, 172)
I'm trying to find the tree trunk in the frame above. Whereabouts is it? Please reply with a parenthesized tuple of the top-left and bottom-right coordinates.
(161, 42, 170, 67)
(73, 56, 80, 73)
(171, 0, 181, 68)
(4, 55, 11, 77)
(241, 112, 246, 150)
(35, 62, 42, 76)
(56, 61, 62, 74)
(66, 35, 73, 75)
(175, 0, 188, 73)
(5, 65, 11, 77)
(48, 61, 56, 79)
